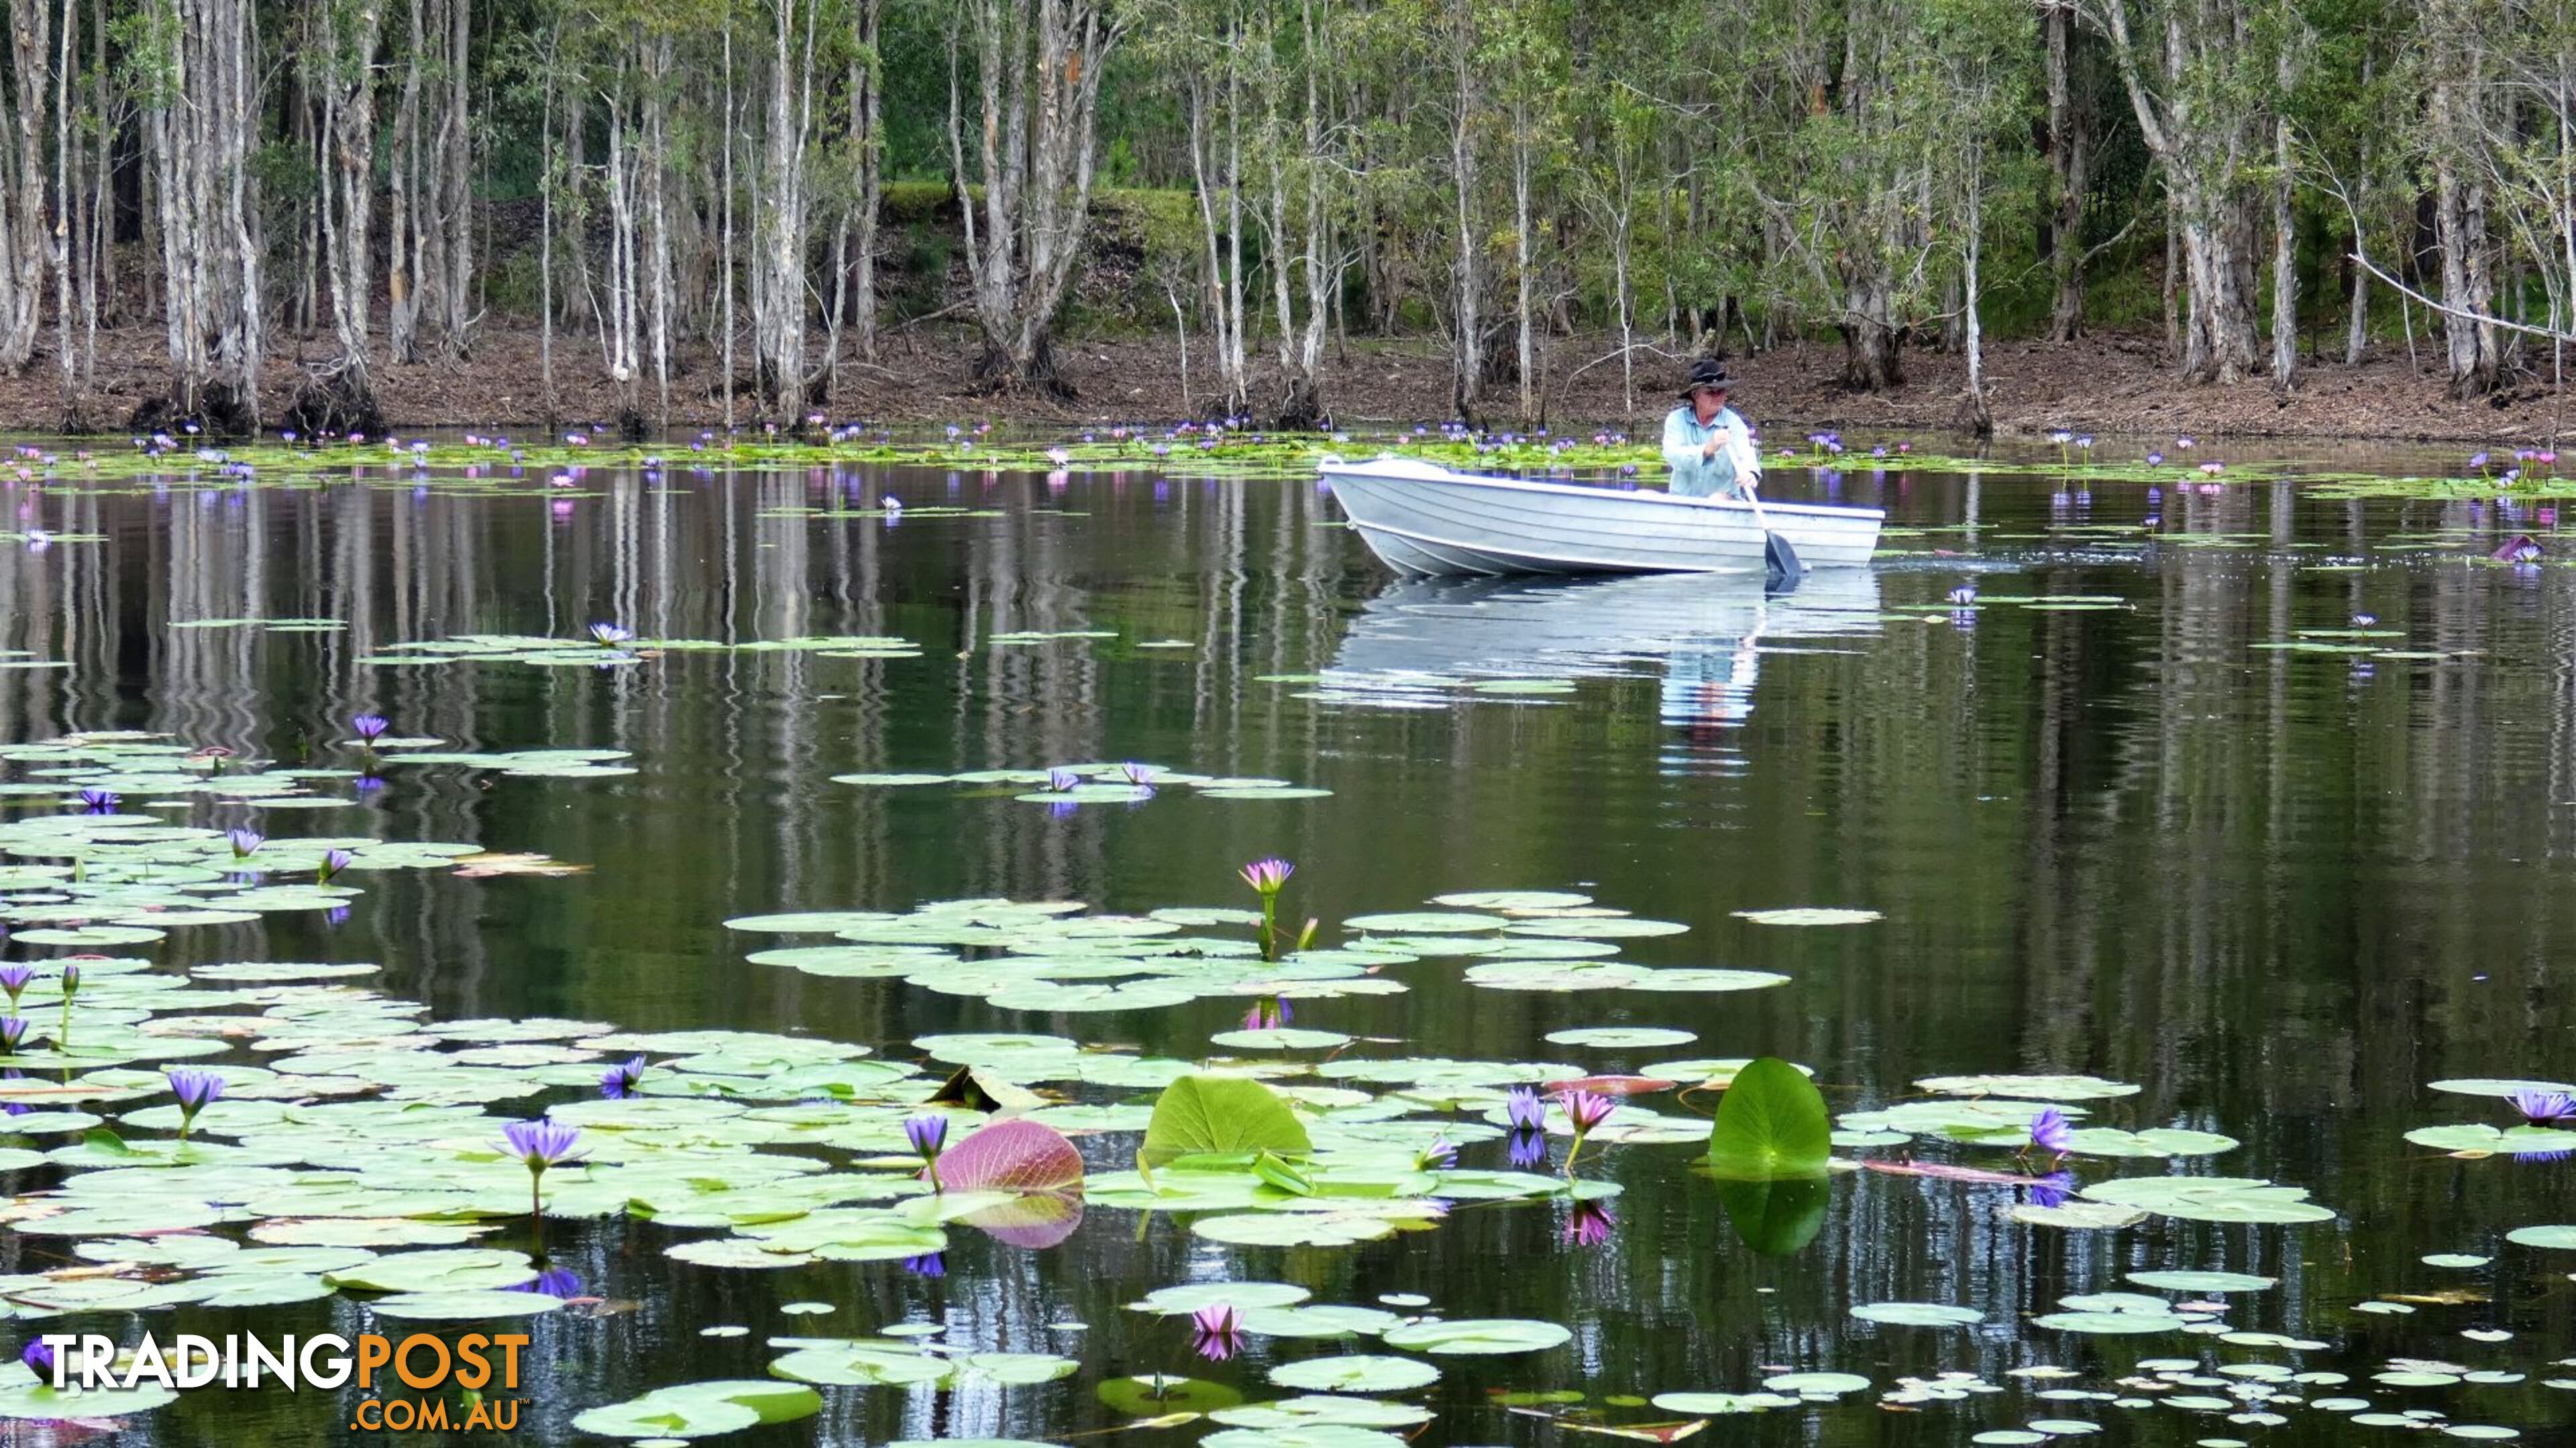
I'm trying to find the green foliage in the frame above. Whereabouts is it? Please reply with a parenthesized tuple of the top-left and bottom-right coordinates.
(1706, 1056, 1831, 1180)
(1140, 1075, 1312, 1172)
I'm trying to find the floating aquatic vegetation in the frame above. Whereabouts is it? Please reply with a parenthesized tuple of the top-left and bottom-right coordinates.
(1140, 1075, 1312, 1172)
(839, 760, 1330, 806)
(360, 631, 923, 668)
(568, 1379, 823, 1439)
(1733, 907, 1881, 927)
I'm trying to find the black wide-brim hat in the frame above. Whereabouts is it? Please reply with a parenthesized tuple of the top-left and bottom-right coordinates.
(1678, 358, 1733, 400)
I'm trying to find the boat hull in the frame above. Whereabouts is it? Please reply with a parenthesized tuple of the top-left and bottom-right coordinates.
(1320, 457, 1883, 576)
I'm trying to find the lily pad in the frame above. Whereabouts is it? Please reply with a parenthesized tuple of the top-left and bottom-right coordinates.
(1731, 908, 1880, 926)
(1267, 1355, 1442, 1393)
(1850, 1302, 1984, 1327)
(1378, 1318, 1571, 1355)
(570, 1380, 824, 1439)
(1707, 1057, 1830, 1179)
(1141, 1075, 1313, 1170)
(1545, 1027, 1697, 1048)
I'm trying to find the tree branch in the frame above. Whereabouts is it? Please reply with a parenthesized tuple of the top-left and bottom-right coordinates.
(2348, 249, 2576, 344)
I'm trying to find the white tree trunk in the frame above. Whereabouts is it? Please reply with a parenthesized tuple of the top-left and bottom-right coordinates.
(0, 0, 53, 373)
(1447, 0, 1481, 424)
(946, 0, 1122, 394)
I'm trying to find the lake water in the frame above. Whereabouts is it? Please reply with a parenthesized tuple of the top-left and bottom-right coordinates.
(0, 443, 2569, 1445)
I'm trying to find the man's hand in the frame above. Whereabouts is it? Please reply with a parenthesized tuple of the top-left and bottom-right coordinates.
(1701, 438, 1721, 460)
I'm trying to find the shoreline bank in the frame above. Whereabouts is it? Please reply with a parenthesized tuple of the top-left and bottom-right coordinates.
(3, 323, 2570, 449)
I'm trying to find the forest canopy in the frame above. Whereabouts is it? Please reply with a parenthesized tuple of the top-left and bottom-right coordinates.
(0, 0, 2562, 433)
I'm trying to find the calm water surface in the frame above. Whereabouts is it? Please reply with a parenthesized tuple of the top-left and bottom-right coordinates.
(0, 444, 2570, 1445)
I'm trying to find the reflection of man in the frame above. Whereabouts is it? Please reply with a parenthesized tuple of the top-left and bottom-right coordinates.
(1660, 359, 1761, 500)
(1658, 635, 1762, 728)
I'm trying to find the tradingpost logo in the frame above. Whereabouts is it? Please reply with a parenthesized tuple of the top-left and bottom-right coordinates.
(34, 1331, 531, 1432)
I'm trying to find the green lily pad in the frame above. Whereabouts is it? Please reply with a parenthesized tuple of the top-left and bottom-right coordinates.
(1762, 1372, 1872, 1396)
(1378, 1318, 1570, 1355)
(1141, 1075, 1312, 1170)
(1707, 1057, 1830, 1179)
(2127, 1270, 2277, 1292)
(2505, 1225, 2576, 1249)
(1342, 912, 1507, 934)
(1545, 1027, 1697, 1048)
(1850, 1302, 1984, 1327)
(1917, 1073, 2140, 1100)
(1131, 1282, 1315, 1314)
(1430, 890, 1593, 910)
(1649, 1391, 1797, 1414)
(1731, 908, 1880, 926)
(368, 1289, 567, 1320)
(570, 1380, 824, 1439)
(1267, 1355, 1441, 1393)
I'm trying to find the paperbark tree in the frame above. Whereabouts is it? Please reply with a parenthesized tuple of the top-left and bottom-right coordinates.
(296, 0, 386, 431)
(946, 0, 1124, 395)
(140, 0, 264, 433)
(2082, 0, 2272, 384)
(0, 0, 55, 372)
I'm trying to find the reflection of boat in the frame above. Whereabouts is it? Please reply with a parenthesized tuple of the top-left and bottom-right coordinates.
(1326, 570, 1884, 694)
(1320, 456, 1884, 576)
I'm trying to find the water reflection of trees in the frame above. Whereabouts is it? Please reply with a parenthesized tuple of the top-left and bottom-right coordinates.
(2, 465, 2573, 1437)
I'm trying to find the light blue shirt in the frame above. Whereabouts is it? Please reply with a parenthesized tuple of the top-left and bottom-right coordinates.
(1660, 404, 1754, 499)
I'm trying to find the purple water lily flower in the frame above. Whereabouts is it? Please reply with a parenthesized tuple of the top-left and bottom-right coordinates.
(903, 1251, 946, 1278)
(0, 965, 32, 1010)
(2027, 1108, 2075, 1158)
(316, 847, 353, 884)
(1564, 1200, 1617, 1248)
(1507, 1127, 1548, 1170)
(2351, 613, 2378, 627)
(1046, 768, 1081, 792)
(2470, 450, 2491, 470)
(1417, 1137, 1459, 1170)
(228, 827, 264, 858)
(906, 1113, 949, 1191)
(1505, 1085, 1546, 1133)
(589, 622, 635, 648)
(1119, 762, 1157, 786)
(2509, 1089, 2576, 1126)
(1238, 858, 1295, 895)
(1191, 1303, 1244, 1361)
(75, 788, 117, 815)
(905, 1113, 949, 1159)
(167, 1067, 226, 1138)
(20, 1339, 53, 1382)
(502, 1117, 584, 1226)
(2146, 451, 2164, 466)
(0, 1018, 28, 1054)
(502, 1117, 583, 1170)
(350, 713, 389, 743)
(599, 1054, 647, 1099)
(2494, 534, 2544, 563)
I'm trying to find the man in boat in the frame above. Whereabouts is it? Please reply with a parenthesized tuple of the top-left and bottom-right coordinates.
(1660, 358, 1762, 501)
